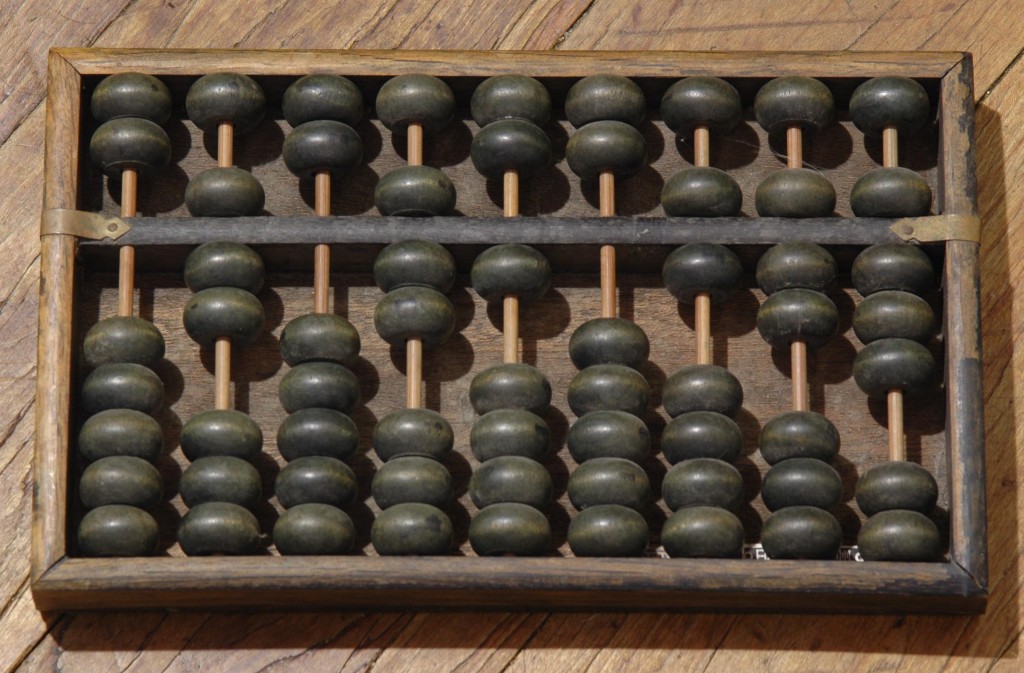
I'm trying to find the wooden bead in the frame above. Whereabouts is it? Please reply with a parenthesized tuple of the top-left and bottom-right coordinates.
(853, 290, 934, 344)
(275, 456, 357, 508)
(470, 119, 551, 180)
(177, 501, 261, 556)
(755, 168, 836, 218)
(662, 242, 743, 304)
(857, 510, 941, 562)
(567, 410, 650, 464)
(661, 411, 743, 464)
(568, 317, 650, 370)
(279, 361, 360, 414)
(181, 409, 263, 462)
(470, 363, 552, 414)
(470, 456, 553, 510)
(273, 503, 355, 555)
(375, 165, 456, 216)
(180, 456, 261, 509)
(662, 458, 744, 512)
(83, 316, 165, 368)
(567, 364, 649, 417)
(662, 167, 742, 217)
(77, 505, 159, 557)
(760, 506, 842, 560)
(376, 74, 455, 135)
(471, 75, 551, 127)
(565, 75, 646, 128)
(89, 118, 171, 176)
(568, 457, 649, 511)
(566, 120, 646, 180)
(280, 313, 360, 366)
(759, 410, 840, 465)
(850, 167, 932, 217)
(661, 76, 742, 135)
(856, 461, 938, 516)
(185, 167, 266, 217)
(849, 76, 931, 136)
(283, 120, 363, 178)
(373, 285, 454, 349)
(184, 241, 265, 294)
(568, 504, 648, 557)
(661, 507, 744, 559)
(471, 409, 550, 462)
(186, 72, 265, 135)
(80, 456, 163, 510)
(277, 408, 359, 462)
(754, 76, 834, 134)
(283, 74, 364, 128)
(371, 503, 453, 556)
(853, 337, 936, 398)
(761, 458, 842, 511)
(471, 243, 552, 305)
(373, 240, 456, 293)
(81, 363, 162, 416)
(372, 456, 453, 509)
(469, 503, 551, 557)
(373, 408, 454, 462)
(662, 364, 743, 417)
(91, 73, 172, 124)
(183, 286, 264, 346)
(756, 242, 837, 295)
(852, 243, 934, 296)
(756, 288, 838, 350)
(79, 408, 163, 464)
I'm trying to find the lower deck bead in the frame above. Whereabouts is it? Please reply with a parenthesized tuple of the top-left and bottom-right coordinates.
(760, 506, 842, 560)
(662, 458, 744, 512)
(78, 408, 163, 463)
(78, 505, 159, 557)
(178, 501, 261, 556)
(850, 167, 932, 218)
(471, 409, 550, 462)
(470, 363, 552, 414)
(469, 503, 551, 557)
(183, 286, 264, 346)
(273, 503, 356, 555)
(568, 457, 649, 512)
(81, 363, 163, 416)
(755, 168, 836, 218)
(661, 506, 744, 558)
(185, 167, 266, 217)
(756, 242, 837, 296)
(662, 364, 743, 417)
(852, 243, 934, 297)
(568, 318, 650, 370)
(181, 409, 263, 461)
(275, 456, 357, 509)
(662, 167, 742, 218)
(858, 510, 941, 562)
(180, 456, 261, 509)
(277, 408, 359, 462)
(280, 313, 361, 366)
(373, 240, 456, 294)
(761, 458, 842, 511)
(662, 243, 744, 304)
(853, 337, 936, 398)
(856, 461, 938, 516)
(373, 408, 454, 462)
(469, 456, 553, 510)
(471, 243, 552, 305)
(661, 411, 743, 464)
(567, 410, 650, 464)
(853, 290, 934, 345)
(279, 361, 360, 414)
(372, 456, 453, 509)
(759, 410, 840, 465)
(373, 285, 455, 348)
(80, 456, 163, 510)
(568, 504, 648, 557)
(567, 364, 649, 417)
(371, 503, 453, 556)
(83, 316, 165, 368)
(184, 241, 265, 294)
(757, 288, 838, 350)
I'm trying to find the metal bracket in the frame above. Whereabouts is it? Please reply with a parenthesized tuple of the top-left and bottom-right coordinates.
(891, 214, 980, 244)
(40, 209, 131, 240)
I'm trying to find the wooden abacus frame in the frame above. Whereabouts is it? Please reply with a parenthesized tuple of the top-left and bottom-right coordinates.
(33, 48, 985, 613)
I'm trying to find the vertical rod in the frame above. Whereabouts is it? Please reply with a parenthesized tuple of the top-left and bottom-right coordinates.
(888, 389, 906, 461)
(882, 126, 899, 168)
(694, 124, 710, 168)
(504, 169, 519, 217)
(407, 123, 423, 166)
(503, 295, 519, 364)
(217, 121, 233, 168)
(214, 337, 231, 410)
(599, 170, 616, 318)
(695, 292, 712, 365)
(786, 126, 802, 169)
(406, 337, 423, 408)
(117, 168, 138, 317)
(791, 340, 808, 411)
(313, 170, 331, 314)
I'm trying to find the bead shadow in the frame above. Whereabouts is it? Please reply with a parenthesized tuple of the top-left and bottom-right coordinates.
(766, 121, 854, 171)
(732, 407, 762, 459)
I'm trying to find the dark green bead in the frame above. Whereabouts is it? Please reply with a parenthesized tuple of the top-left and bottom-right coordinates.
(661, 507, 745, 558)
(83, 316, 165, 368)
(471, 75, 551, 127)
(568, 457, 649, 512)
(283, 120, 362, 178)
(373, 240, 456, 293)
(186, 73, 265, 135)
(852, 243, 934, 296)
(662, 364, 743, 417)
(568, 504, 648, 557)
(760, 506, 842, 560)
(469, 456, 552, 510)
(850, 167, 932, 217)
(566, 120, 646, 180)
(89, 118, 171, 176)
(376, 74, 455, 135)
(185, 167, 266, 217)
(79, 408, 163, 463)
(471, 409, 550, 462)
(80, 456, 163, 510)
(755, 169, 836, 218)
(761, 458, 842, 511)
(279, 361, 360, 414)
(273, 503, 356, 555)
(183, 287, 264, 346)
(567, 364, 648, 417)
(569, 318, 649, 369)
(92, 73, 172, 124)
(283, 74, 364, 127)
(853, 290, 934, 344)
(756, 242, 837, 295)
(662, 167, 742, 217)
(275, 456, 357, 509)
(280, 313, 360, 366)
(81, 363, 162, 416)
(178, 501, 261, 556)
(470, 363, 551, 414)
(277, 408, 359, 462)
(662, 243, 743, 304)
(77, 505, 159, 557)
(849, 76, 930, 136)
(180, 456, 261, 509)
(373, 286, 454, 349)
(661, 411, 743, 464)
(858, 510, 941, 561)
(856, 461, 938, 516)
(469, 503, 551, 556)
(759, 411, 840, 465)
(471, 244, 552, 305)
(471, 119, 551, 180)
(181, 409, 263, 462)
(661, 76, 742, 135)
(184, 241, 265, 294)
(756, 288, 838, 350)
(853, 337, 935, 398)
(371, 503, 453, 556)
(754, 76, 834, 134)
(567, 410, 650, 464)
(372, 456, 452, 509)
(662, 458, 744, 512)
(565, 75, 646, 128)
(373, 408, 453, 462)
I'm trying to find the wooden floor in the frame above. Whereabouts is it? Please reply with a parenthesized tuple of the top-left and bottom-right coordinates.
(1, 1, 1022, 671)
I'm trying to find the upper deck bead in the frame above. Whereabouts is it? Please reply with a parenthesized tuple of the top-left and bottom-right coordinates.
(282, 120, 363, 178)
(754, 76, 834, 134)
(471, 74, 551, 127)
(91, 73, 172, 124)
(565, 120, 646, 180)
(375, 74, 455, 135)
(283, 74, 364, 128)
(565, 75, 646, 128)
(186, 73, 265, 135)
(90, 118, 171, 176)
(470, 119, 551, 180)
(661, 76, 742, 135)
(849, 76, 931, 136)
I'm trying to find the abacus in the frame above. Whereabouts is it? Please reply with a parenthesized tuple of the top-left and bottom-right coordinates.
(33, 49, 985, 612)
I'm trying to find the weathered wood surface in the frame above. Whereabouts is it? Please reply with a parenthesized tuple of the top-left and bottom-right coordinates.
(1, 0, 1022, 671)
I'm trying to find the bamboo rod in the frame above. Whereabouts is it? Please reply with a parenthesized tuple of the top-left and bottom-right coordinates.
(791, 340, 808, 411)
(695, 292, 712, 365)
(599, 170, 617, 318)
(117, 168, 137, 317)
(694, 124, 710, 167)
(882, 126, 898, 168)
(313, 170, 331, 314)
(218, 121, 233, 168)
(503, 295, 519, 364)
(786, 126, 802, 169)
(504, 169, 519, 217)
(214, 336, 231, 410)
(408, 123, 423, 166)
(406, 337, 423, 408)
(888, 388, 906, 461)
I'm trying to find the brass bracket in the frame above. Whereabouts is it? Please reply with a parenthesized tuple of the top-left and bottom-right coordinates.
(40, 209, 131, 240)
(891, 214, 980, 244)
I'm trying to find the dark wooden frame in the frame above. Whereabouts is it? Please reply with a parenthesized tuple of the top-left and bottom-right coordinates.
(33, 49, 986, 612)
